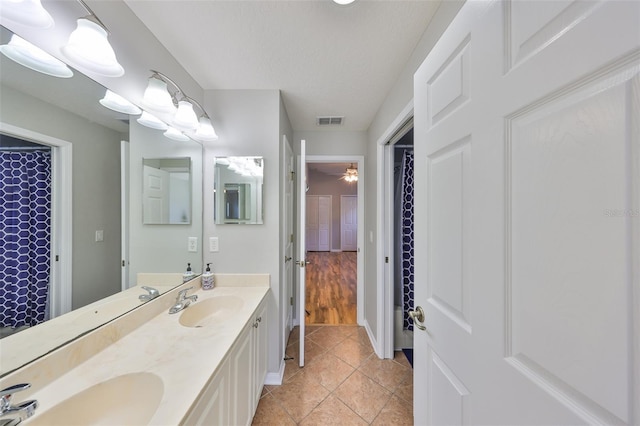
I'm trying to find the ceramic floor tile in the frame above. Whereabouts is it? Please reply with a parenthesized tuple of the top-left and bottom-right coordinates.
(349, 327, 372, 348)
(393, 350, 412, 369)
(307, 326, 350, 350)
(299, 395, 367, 426)
(303, 352, 355, 391)
(269, 369, 330, 422)
(331, 337, 374, 368)
(358, 355, 412, 392)
(371, 394, 413, 426)
(334, 371, 391, 423)
(252, 393, 297, 425)
(394, 373, 413, 406)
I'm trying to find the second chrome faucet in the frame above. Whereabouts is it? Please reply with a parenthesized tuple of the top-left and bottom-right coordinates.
(169, 287, 197, 314)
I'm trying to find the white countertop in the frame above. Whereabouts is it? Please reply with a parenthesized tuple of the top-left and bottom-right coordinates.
(20, 282, 270, 425)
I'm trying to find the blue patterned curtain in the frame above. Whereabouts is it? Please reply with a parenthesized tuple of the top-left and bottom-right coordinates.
(0, 150, 52, 328)
(401, 151, 415, 331)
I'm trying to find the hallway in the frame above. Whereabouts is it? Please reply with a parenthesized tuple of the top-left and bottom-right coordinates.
(305, 252, 357, 325)
(252, 325, 413, 425)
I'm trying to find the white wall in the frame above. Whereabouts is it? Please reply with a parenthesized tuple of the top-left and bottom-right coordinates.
(202, 89, 289, 377)
(0, 84, 124, 309)
(129, 121, 203, 280)
(363, 0, 465, 352)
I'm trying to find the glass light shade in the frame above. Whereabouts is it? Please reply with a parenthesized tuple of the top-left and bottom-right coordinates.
(193, 117, 219, 142)
(99, 90, 141, 115)
(61, 18, 124, 78)
(333, 0, 355, 4)
(141, 77, 176, 116)
(0, 35, 73, 78)
(137, 111, 168, 130)
(0, 0, 53, 28)
(172, 100, 199, 132)
(164, 126, 190, 142)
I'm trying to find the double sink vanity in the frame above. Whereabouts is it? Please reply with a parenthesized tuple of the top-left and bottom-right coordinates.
(0, 274, 270, 425)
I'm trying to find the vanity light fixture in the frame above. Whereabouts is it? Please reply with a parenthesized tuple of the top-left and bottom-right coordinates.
(333, 0, 356, 5)
(164, 126, 190, 142)
(61, 0, 124, 78)
(137, 111, 168, 131)
(139, 70, 219, 142)
(0, 0, 54, 29)
(0, 34, 73, 78)
(99, 89, 142, 115)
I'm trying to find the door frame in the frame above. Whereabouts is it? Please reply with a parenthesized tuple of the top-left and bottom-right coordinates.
(0, 122, 73, 318)
(298, 155, 365, 325)
(377, 102, 414, 358)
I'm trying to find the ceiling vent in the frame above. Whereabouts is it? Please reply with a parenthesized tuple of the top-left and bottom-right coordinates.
(316, 116, 344, 126)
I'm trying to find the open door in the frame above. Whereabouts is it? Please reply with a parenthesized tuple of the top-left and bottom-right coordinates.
(296, 139, 307, 367)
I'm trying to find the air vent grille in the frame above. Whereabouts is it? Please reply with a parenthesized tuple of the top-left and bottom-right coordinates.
(316, 116, 344, 126)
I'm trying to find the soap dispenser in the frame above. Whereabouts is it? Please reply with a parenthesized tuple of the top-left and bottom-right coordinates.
(202, 263, 214, 290)
(183, 263, 195, 283)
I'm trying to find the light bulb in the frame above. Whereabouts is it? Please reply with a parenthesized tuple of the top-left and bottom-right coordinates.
(0, 0, 53, 28)
(99, 90, 141, 115)
(173, 100, 199, 132)
(137, 111, 168, 130)
(141, 76, 176, 116)
(193, 116, 219, 142)
(61, 17, 124, 77)
(0, 34, 73, 78)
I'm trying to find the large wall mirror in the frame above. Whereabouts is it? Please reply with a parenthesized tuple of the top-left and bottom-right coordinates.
(0, 25, 203, 377)
(142, 157, 192, 225)
(214, 156, 264, 225)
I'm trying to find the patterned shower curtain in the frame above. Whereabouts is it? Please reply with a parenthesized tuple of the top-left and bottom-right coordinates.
(400, 150, 415, 331)
(0, 150, 52, 328)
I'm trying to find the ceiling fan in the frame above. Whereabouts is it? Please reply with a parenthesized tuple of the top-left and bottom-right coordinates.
(341, 163, 358, 183)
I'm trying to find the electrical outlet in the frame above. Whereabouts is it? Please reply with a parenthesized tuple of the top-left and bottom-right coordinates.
(209, 237, 219, 252)
(188, 237, 198, 252)
(95, 230, 104, 242)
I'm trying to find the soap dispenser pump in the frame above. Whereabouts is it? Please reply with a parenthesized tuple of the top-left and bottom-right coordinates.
(183, 263, 195, 283)
(202, 263, 214, 290)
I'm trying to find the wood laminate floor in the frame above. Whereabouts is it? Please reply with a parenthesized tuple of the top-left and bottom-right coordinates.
(305, 251, 357, 325)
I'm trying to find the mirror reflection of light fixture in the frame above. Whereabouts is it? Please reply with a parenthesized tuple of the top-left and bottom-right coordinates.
(0, 0, 54, 29)
(139, 70, 218, 142)
(0, 34, 73, 78)
(342, 163, 358, 183)
(164, 126, 190, 142)
(99, 89, 142, 115)
(137, 111, 168, 130)
(333, 0, 356, 5)
(61, 14, 124, 78)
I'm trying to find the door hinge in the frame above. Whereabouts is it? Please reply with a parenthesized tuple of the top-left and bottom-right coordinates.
(55, 255, 59, 262)
(385, 256, 389, 264)
(290, 234, 294, 243)
(290, 171, 295, 181)
(122, 260, 126, 267)
(290, 297, 293, 305)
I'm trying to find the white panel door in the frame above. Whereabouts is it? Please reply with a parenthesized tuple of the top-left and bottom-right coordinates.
(142, 164, 169, 224)
(297, 140, 307, 367)
(306, 195, 319, 251)
(413, 1, 639, 425)
(340, 195, 357, 251)
(317, 196, 331, 252)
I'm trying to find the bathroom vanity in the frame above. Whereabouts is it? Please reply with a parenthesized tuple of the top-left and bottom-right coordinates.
(0, 275, 270, 425)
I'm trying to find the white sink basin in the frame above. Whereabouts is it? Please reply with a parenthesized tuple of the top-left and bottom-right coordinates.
(28, 372, 163, 425)
(179, 295, 244, 328)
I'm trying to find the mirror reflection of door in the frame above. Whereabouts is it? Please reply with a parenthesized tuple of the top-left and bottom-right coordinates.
(225, 185, 240, 220)
(143, 164, 170, 224)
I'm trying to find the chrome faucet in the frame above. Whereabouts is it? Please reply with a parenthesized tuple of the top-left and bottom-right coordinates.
(139, 286, 159, 302)
(169, 287, 197, 314)
(0, 383, 38, 425)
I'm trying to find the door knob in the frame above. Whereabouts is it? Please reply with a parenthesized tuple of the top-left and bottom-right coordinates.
(408, 306, 426, 331)
(295, 260, 306, 267)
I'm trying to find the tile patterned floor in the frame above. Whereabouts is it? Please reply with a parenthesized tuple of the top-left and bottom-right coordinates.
(252, 325, 413, 425)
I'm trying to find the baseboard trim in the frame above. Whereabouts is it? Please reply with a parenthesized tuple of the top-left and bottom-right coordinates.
(264, 359, 285, 385)
(364, 319, 384, 359)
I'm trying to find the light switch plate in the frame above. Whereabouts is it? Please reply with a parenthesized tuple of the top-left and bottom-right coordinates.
(209, 237, 219, 252)
(188, 237, 198, 252)
(95, 230, 104, 242)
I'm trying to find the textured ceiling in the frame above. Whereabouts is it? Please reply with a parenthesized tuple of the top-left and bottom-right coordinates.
(124, 0, 441, 132)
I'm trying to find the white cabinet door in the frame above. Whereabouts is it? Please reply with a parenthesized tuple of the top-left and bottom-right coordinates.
(182, 360, 229, 426)
(230, 323, 254, 426)
(253, 301, 268, 408)
(413, 1, 640, 425)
